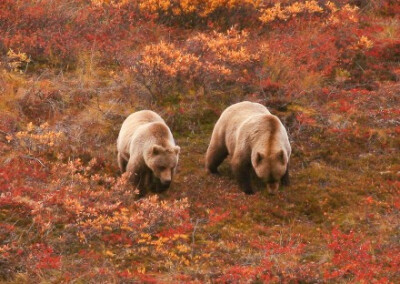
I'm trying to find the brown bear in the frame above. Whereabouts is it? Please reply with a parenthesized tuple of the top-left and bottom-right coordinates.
(117, 110, 180, 196)
(205, 101, 291, 195)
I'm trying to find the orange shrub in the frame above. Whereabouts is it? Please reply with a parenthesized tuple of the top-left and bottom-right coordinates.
(131, 27, 260, 101)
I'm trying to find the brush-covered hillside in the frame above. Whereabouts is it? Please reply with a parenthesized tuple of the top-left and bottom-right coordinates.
(1, 0, 399, 282)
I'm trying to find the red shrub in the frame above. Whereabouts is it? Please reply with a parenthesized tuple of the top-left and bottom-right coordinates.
(324, 228, 400, 282)
(0, 0, 150, 66)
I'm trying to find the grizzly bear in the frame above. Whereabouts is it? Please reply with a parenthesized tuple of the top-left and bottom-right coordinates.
(117, 110, 180, 196)
(205, 101, 291, 195)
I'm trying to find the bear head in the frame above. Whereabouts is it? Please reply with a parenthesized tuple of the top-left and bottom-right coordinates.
(251, 149, 289, 193)
(146, 144, 180, 189)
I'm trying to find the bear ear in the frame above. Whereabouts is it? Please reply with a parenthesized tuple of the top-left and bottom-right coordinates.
(174, 146, 180, 154)
(152, 145, 164, 155)
(256, 152, 264, 165)
(277, 150, 286, 165)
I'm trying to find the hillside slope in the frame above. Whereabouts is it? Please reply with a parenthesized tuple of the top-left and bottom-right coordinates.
(1, 0, 400, 282)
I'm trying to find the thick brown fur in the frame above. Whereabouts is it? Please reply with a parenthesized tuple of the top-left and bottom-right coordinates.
(205, 101, 291, 194)
(117, 110, 180, 196)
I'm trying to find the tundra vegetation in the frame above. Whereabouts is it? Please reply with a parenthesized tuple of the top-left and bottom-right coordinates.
(0, 0, 399, 282)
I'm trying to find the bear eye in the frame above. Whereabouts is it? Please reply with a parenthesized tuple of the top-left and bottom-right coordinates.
(159, 166, 166, 171)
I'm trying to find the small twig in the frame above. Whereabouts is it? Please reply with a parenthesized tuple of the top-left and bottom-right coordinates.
(24, 56, 31, 73)
(0, 130, 10, 138)
(192, 219, 199, 244)
(356, 62, 365, 72)
(191, 218, 201, 258)
(22, 154, 48, 170)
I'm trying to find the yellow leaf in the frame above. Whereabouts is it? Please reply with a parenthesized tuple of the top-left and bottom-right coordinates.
(27, 122, 34, 132)
(105, 250, 115, 257)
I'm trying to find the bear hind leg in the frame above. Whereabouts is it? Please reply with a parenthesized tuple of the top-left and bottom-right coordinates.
(205, 144, 228, 174)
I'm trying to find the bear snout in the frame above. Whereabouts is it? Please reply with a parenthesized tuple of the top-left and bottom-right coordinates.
(159, 170, 172, 186)
(155, 180, 171, 193)
(267, 182, 279, 194)
(161, 180, 171, 187)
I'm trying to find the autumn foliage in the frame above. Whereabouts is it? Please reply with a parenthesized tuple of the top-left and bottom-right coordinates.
(1, 0, 400, 282)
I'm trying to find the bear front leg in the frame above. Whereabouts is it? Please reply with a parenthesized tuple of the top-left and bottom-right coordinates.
(136, 172, 149, 198)
(232, 159, 254, 195)
(117, 152, 128, 173)
(126, 160, 147, 197)
(205, 143, 228, 174)
(281, 162, 290, 186)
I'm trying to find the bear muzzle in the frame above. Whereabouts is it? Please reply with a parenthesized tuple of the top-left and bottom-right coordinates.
(159, 170, 173, 187)
(267, 182, 279, 194)
(156, 180, 171, 192)
(161, 180, 171, 187)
